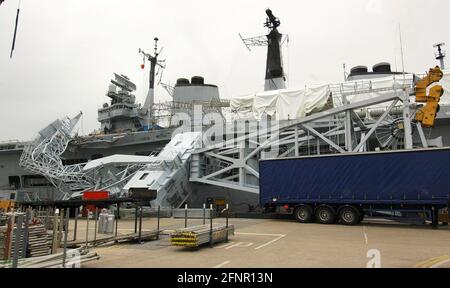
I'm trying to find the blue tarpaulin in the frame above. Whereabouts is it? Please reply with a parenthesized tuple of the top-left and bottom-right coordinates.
(259, 149, 450, 207)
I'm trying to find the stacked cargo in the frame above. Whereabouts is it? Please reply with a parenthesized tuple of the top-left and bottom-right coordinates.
(170, 224, 234, 248)
(0, 224, 51, 260)
(25, 225, 51, 257)
(0, 226, 6, 260)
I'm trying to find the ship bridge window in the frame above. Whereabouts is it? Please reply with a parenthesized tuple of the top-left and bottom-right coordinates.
(135, 151, 156, 156)
(8, 176, 20, 189)
(22, 175, 52, 188)
(62, 159, 88, 166)
(0, 145, 15, 150)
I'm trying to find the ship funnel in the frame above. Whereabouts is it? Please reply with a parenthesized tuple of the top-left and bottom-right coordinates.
(350, 66, 368, 75)
(191, 76, 204, 85)
(373, 62, 391, 73)
(176, 78, 190, 86)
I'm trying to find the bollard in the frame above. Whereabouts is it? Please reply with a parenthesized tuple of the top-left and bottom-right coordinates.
(209, 204, 213, 248)
(62, 209, 70, 268)
(185, 203, 188, 228)
(157, 206, 161, 240)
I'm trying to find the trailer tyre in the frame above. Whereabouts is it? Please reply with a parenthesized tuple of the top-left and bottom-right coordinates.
(294, 205, 313, 223)
(339, 206, 360, 226)
(315, 206, 336, 224)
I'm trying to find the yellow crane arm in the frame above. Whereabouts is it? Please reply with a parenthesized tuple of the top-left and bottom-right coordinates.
(415, 67, 444, 128)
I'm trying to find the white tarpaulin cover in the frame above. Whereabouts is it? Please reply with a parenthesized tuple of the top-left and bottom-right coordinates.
(231, 70, 448, 121)
(231, 85, 331, 121)
(342, 74, 414, 105)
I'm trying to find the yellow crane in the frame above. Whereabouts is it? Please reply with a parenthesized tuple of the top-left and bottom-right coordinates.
(415, 66, 444, 128)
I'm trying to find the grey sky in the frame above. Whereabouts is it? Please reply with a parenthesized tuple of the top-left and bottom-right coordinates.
(0, 0, 449, 141)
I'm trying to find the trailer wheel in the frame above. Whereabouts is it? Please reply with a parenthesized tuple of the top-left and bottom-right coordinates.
(294, 205, 313, 223)
(315, 206, 336, 224)
(339, 206, 360, 225)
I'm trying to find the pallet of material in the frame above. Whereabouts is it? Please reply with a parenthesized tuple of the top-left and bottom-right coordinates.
(26, 225, 51, 257)
(170, 224, 234, 248)
(0, 225, 51, 260)
(67, 230, 159, 248)
(0, 227, 6, 259)
(0, 247, 99, 268)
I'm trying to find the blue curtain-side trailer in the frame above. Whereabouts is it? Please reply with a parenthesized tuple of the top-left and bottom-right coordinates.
(259, 148, 450, 228)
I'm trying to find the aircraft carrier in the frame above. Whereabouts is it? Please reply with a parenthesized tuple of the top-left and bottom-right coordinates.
(1, 9, 449, 213)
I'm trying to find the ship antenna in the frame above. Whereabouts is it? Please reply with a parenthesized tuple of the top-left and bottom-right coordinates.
(398, 23, 413, 149)
(139, 37, 166, 126)
(238, 9, 288, 91)
(434, 43, 446, 70)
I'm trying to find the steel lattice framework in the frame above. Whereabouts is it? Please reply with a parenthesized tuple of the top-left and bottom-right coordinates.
(189, 79, 433, 194)
(19, 113, 90, 200)
(19, 74, 440, 202)
(19, 113, 147, 201)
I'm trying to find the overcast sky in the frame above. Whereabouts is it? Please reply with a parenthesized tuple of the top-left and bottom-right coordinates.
(0, 0, 449, 141)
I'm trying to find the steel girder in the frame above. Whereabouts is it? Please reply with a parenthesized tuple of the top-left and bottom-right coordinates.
(189, 86, 420, 194)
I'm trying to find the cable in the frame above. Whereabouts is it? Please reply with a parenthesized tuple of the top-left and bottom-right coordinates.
(10, 0, 22, 58)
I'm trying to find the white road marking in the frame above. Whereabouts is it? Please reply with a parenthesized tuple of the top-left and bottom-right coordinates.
(235, 232, 285, 237)
(233, 232, 287, 250)
(214, 242, 235, 249)
(254, 234, 286, 250)
(213, 261, 231, 268)
(225, 242, 254, 250)
(363, 225, 369, 245)
(431, 258, 450, 268)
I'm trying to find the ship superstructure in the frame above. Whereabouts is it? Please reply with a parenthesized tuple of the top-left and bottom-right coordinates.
(98, 73, 147, 133)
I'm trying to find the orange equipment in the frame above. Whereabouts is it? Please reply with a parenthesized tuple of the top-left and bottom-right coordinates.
(415, 66, 444, 127)
(0, 199, 15, 211)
